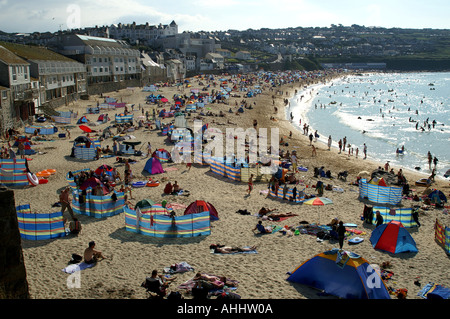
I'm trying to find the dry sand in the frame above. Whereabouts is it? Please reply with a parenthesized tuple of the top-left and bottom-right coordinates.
(8, 71, 450, 300)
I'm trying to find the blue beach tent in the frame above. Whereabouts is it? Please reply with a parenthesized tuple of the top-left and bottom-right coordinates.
(287, 249, 391, 299)
(370, 221, 418, 254)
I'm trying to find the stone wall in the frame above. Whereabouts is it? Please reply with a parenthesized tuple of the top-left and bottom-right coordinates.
(0, 187, 30, 299)
(87, 79, 142, 96)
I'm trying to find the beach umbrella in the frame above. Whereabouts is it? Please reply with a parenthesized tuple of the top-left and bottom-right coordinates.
(357, 171, 371, 178)
(79, 125, 92, 133)
(303, 197, 333, 223)
(303, 197, 333, 206)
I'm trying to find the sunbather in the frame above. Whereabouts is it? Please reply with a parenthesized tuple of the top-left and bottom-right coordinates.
(253, 221, 273, 234)
(210, 244, 257, 254)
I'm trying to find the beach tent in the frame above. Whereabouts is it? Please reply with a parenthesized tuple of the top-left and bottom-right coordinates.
(369, 177, 387, 187)
(94, 164, 114, 177)
(77, 116, 89, 124)
(427, 189, 447, 203)
(370, 221, 418, 254)
(97, 114, 109, 123)
(143, 157, 164, 175)
(135, 199, 155, 210)
(152, 148, 172, 162)
(184, 200, 219, 220)
(287, 249, 391, 299)
(79, 177, 109, 195)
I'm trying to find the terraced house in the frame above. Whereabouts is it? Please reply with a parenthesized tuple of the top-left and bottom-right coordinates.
(0, 45, 36, 128)
(0, 41, 87, 110)
(48, 34, 141, 94)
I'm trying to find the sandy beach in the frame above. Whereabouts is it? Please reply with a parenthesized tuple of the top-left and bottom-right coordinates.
(7, 70, 450, 300)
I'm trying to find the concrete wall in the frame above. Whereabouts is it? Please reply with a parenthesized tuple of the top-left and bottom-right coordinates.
(87, 78, 141, 96)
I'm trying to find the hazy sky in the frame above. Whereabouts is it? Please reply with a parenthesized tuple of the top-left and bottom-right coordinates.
(1, 0, 449, 33)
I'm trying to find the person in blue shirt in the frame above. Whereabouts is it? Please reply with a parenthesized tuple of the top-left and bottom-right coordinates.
(253, 221, 272, 234)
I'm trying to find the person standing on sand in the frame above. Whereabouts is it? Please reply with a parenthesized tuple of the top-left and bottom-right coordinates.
(312, 145, 317, 157)
(363, 143, 367, 159)
(60, 187, 75, 222)
(338, 139, 342, 153)
(428, 151, 433, 169)
(327, 135, 332, 150)
(247, 174, 254, 195)
(343, 136, 347, 151)
(337, 221, 346, 249)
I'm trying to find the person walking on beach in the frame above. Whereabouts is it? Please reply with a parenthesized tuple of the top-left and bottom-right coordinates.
(433, 156, 438, 169)
(146, 142, 152, 157)
(428, 151, 433, 169)
(327, 135, 332, 150)
(337, 221, 346, 249)
(291, 152, 298, 173)
(60, 187, 75, 223)
(338, 139, 342, 153)
(363, 143, 367, 159)
(312, 145, 317, 157)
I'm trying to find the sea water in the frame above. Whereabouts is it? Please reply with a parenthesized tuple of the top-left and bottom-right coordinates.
(287, 72, 450, 179)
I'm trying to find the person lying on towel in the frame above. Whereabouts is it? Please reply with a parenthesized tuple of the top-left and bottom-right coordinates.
(210, 244, 257, 254)
(253, 221, 273, 234)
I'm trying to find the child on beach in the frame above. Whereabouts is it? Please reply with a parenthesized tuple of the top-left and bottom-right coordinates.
(247, 174, 254, 195)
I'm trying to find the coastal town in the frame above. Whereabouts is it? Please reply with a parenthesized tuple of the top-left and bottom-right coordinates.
(0, 12, 449, 305)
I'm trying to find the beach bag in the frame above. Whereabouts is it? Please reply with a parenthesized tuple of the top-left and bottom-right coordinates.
(68, 254, 82, 264)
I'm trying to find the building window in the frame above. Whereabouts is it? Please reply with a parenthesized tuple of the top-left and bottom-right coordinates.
(93, 67, 97, 73)
(12, 67, 17, 81)
(1, 91, 7, 99)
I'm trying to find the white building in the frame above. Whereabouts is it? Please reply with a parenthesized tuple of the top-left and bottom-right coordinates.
(109, 21, 178, 45)
(49, 34, 141, 85)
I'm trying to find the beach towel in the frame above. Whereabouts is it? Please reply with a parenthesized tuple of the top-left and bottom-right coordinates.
(163, 261, 195, 274)
(210, 247, 258, 255)
(418, 282, 450, 299)
(62, 262, 95, 274)
(168, 203, 187, 210)
(164, 167, 178, 172)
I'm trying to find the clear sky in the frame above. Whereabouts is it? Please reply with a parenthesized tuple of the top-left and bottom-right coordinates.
(0, 0, 449, 34)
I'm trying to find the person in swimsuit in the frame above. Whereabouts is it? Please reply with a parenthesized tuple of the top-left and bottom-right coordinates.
(84, 241, 107, 264)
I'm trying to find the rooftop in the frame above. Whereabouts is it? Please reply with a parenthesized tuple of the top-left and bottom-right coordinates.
(0, 41, 76, 62)
(0, 45, 29, 65)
